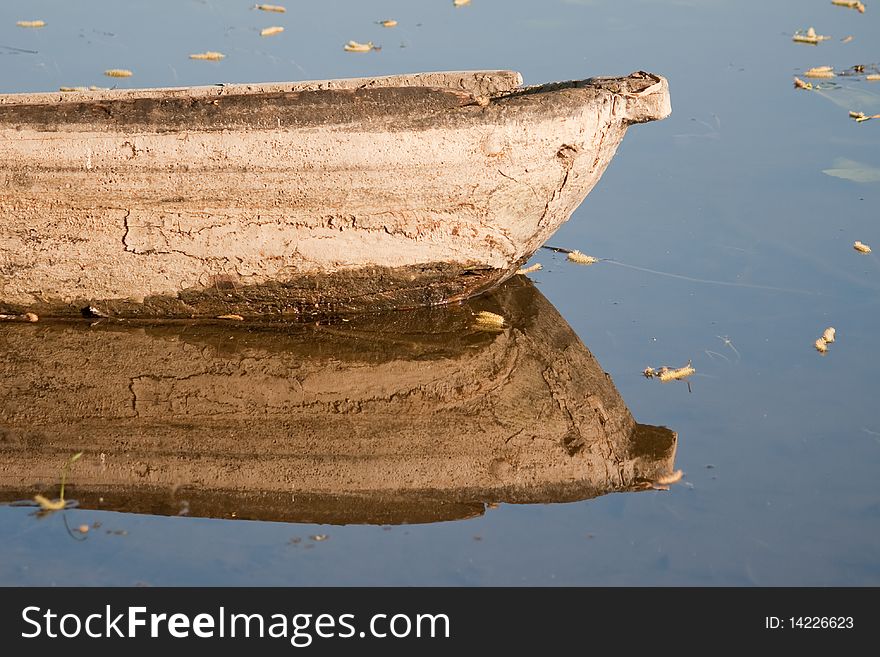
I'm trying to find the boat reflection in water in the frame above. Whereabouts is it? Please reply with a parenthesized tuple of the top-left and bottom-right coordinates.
(0, 277, 677, 525)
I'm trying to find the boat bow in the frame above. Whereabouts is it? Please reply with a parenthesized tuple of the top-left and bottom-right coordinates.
(0, 70, 670, 317)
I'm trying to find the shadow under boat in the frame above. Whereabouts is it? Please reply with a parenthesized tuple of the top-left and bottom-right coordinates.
(0, 277, 677, 525)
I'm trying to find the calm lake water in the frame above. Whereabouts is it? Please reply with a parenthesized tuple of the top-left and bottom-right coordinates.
(1, 0, 878, 585)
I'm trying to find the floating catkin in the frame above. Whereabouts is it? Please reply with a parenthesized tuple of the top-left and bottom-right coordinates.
(566, 250, 599, 265)
(516, 263, 543, 275)
(190, 51, 225, 61)
(658, 362, 696, 382)
(474, 311, 506, 330)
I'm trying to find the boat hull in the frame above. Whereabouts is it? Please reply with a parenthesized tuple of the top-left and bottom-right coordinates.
(0, 70, 670, 317)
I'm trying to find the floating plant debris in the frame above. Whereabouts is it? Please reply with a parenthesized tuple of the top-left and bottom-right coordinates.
(854, 240, 872, 253)
(104, 69, 133, 78)
(655, 470, 684, 485)
(793, 27, 831, 44)
(659, 362, 695, 382)
(516, 263, 543, 275)
(831, 0, 866, 12)
(474, 310, 506, 330)
(794, 77, 813, 90)
(644, 361, 695, 382)
(216, 314, 244, 320)
(255, 4, 286, 12)
(849, 111, 880, 122)
(189, 51, 225, 61)
(260, 26, 284, 36)
(567, 250, 599, 265)
(33, 494, 66, 511)
(842, 35, 854, 43)
(343, 40, 375, 52)
(804, 66, 836, 78)
(16, 20, 45, 28)
(0, 312, 38, 322)
(33, 452, 83, 512)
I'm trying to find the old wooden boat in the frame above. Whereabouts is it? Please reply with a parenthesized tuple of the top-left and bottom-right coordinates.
(0, 278, 677, 524)
(0, 70, 670, 318)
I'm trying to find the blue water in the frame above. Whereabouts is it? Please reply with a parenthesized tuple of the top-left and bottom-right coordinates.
(1, 0, 879, 585)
